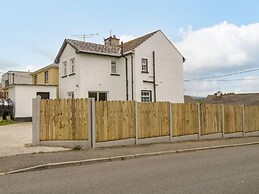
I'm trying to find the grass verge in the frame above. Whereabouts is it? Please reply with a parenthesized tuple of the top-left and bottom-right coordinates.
(0, 120, 15, 126)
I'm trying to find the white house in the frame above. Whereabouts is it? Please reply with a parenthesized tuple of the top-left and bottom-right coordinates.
(8, 84, 57, 121)
(55, 30, 185, 102)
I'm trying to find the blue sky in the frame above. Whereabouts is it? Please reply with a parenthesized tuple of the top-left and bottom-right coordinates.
(1, 0, 259, 96)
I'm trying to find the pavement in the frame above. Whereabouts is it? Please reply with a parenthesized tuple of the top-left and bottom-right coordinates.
(0, 122, 69, 157)
(1, 135, 259, 174)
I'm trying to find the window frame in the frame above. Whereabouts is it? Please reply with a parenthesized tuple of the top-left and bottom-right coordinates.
(34, 75, 38, 85)
(111, 60, 119, 75)
(63, 61, 67, 76)
(67, 91, 74, 99)
(44, 71, 49, 83)
(88, 91, 108, 101)
(141, 90, 152, 102)
(70, 58, 75, 74)
(141, 58, 148, 73)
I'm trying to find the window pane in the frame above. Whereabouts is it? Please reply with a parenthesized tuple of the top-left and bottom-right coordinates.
(63, 61, 67, 75)
(111, 61, 117, 74)
(45, 71, 48, 83)
(89, 92, 97, 101)
(99, 92, 107, 101)
(71, 58, 75, 73)
(141, 90, 151, 102)
(141, 58, 148, 72)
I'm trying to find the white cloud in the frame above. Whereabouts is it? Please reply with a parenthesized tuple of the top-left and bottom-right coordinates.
(176, 21, 259, 96)
(119, 35, 135, 43)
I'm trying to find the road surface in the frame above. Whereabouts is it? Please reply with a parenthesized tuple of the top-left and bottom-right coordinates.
(1, 145, 259, 194)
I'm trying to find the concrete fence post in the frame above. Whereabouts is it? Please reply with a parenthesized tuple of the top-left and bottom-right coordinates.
(197, 103, 201, 140)
(91, 98, 96, 149)
(32, 95, 41, 146)
(242, 105, 245, 137)
(134, 101, 139, 145)
(87, 99, 92, 148)
(169, 102, 172, 142)
(222, 104, 225, 138)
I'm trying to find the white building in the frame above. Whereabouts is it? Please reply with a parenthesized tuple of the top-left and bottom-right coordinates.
(1, 68, 57, 121)
(1, 71, 32, 88)
(8, 84, 57, 120)
(55, 30, 185, 102)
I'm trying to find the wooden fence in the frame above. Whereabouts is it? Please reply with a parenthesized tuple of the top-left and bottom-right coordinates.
(224, 105, 243, 134)
(95, 101, 135, 142)
(39, 99, 259, 142)
(244, 106, 259, 132)
(172, 103, 198, 136)
(138, 102, 169, 139)
(40, 98, 88, 141)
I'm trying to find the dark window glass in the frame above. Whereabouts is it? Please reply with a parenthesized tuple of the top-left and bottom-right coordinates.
(99, 93, 107, 101)
(89, 92, 97, 101)
(37, 92, 50, 99)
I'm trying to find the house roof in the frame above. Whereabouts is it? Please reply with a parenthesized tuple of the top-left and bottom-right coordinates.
(31, 63, 58, 75)
(184, 95, 196, 103)
(204, 93, 259, 106)
(54, 30, 160, 63)
(122, 30, 159, 53)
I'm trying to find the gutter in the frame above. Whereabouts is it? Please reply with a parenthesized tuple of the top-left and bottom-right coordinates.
(152, 51, 156, 102)
(130, 53, 134, 100)
(121, 42, 129, 101)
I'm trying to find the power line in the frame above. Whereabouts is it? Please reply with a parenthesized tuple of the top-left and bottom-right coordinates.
(184, 68, 259, 81)
(184, 77, 259, 82)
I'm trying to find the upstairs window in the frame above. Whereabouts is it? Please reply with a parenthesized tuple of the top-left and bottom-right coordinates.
(70, 58, 75, 74)
(34, 75, 38, 84)
(141, 58, 148, 73)
(111, 61, 117, 74)
(141, 90, 151, 102)
(44, 71, 49, 83)
(63, 61, 67, 76)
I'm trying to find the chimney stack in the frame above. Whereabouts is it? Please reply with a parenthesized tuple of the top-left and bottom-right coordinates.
(104, 35, 120, 47)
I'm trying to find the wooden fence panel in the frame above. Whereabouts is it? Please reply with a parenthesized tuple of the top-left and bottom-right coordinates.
(172, 103, 198, 136)
(95, 101, 135, 142)
(40, 98, 88, 141)
(200, 104, 223, 135)
(138, 102, 169, 139)
(224, 105, 243, 134)
(245, 106, 259, 132)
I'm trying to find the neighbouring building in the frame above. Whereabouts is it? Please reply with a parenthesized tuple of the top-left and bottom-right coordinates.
(204, 92, 259, 106)
(31, 63, 59, 85)
(184, 95, 196, 103)
(55, 30, 185, 102)
(31, 63, 59, 98)
(1, 71, 32, 88)
(1, 66, 58, 121)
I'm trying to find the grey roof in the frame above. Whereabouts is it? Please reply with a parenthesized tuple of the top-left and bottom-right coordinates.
(32, 63, 58, 75)
(54, 30, 160, 63)
(66, 39, 121, 56)
(204, 93, 259, 106)
(184, 95, 196, 103)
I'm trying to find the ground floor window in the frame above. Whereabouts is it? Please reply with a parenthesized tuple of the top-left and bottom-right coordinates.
(88, 91, 107, 101)
(67, 91, 74, 99)
(141, 90, 152, 102)
(37, 92, 50, 99)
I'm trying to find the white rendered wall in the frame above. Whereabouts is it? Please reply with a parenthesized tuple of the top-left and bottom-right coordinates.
(58, 44, 81, 99)
(134, 31, 184, 103)
(8, 85, 57, 118)
(78, 54, 126, 100)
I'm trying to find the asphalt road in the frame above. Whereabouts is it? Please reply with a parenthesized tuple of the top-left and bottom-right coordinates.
(1, 145, 259, 194)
